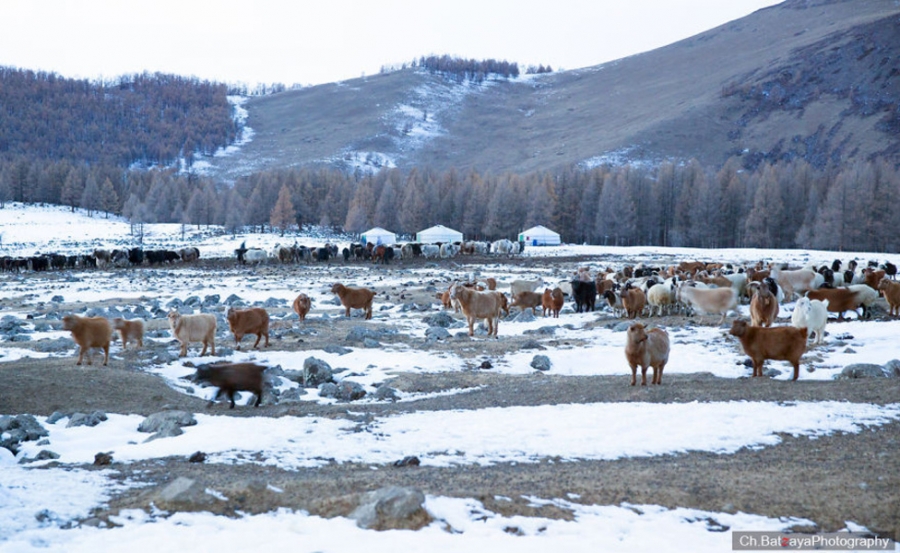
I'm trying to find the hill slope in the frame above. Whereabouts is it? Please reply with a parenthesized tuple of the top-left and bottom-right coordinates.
(197, 0, 899, 179)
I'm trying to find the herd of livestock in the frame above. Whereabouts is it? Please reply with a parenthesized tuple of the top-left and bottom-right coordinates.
(18, 246, 900, 404)
(0, 238, 528, 272)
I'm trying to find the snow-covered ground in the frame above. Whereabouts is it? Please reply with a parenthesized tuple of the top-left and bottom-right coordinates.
(2, 202, 899, 552)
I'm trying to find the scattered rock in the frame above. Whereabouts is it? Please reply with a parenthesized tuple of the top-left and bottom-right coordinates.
(94, 452, 113, 466)
(884, 359, 900, 377)
(839, 364, 886, 379)
(393, 456, 420, 467)
(422, 312, 454, 328)
(66, 411, 107, 428)
(138, 411, 197, 433)
(188, 451, 207, 463)
(323, 345, 352, 355)
(425, 326, 450, 340)
(531, 355, 552, 371)
(374, 385, 400, 401)
(303, 357, 334, 387)
(349, 486, 431, 530)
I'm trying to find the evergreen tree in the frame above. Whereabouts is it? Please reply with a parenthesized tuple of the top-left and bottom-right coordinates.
(80, 175, 101, 216)
(99, 177, 119, 218)
(61, 170, 84, 212)
(270, 185, 295, 236)
(224, 188, 247, 236)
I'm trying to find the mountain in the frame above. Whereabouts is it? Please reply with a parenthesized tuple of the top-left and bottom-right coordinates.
(195, 0, 900, 181)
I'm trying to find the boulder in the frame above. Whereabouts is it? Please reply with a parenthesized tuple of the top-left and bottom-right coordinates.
(349, 486, 431, 530)
(530, 355, 552, 371)
(303, 357, 334, 387)
(839, 364, 886, 379)
(138, 411, 197, 434)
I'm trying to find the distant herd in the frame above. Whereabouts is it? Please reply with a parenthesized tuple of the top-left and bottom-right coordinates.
(36, 251, 900, 406)
(1, 238, 528, 272)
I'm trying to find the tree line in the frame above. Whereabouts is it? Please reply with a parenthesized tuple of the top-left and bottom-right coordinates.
(3, 156, 898, 252)
(0, 67, 237, 168)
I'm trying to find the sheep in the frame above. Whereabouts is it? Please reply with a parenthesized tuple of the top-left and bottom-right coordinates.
(111, 317, 144, 349)
(167, 311, 216, 357)
(879, 280, 900, 316)
(621, 287, 646, 319)
(791, 297, 829, 345)
(225, 307, 270, 350)
(292, 293, 312, 321)
(729, 319, 807, 380)
(542, 287, 564, 318)
(449, 283, 503, 337)
(624, 323, 670, 386)
(748, 281, 778, 327)
(510, 290, 543, 315)
(61, 315, 111, 366)
(769, 265, 823, 302)
(195, 362, 265, 409)
(676, 281, 737, 325)
(331, 283, 376, 320)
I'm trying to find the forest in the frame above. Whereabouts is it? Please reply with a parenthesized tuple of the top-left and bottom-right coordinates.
(1, 155, 898, 253)
(0, 67, 237, 167)
(1, 61, 898, 253)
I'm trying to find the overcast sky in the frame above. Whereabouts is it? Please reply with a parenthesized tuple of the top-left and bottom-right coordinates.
(1, 0, 782, 87)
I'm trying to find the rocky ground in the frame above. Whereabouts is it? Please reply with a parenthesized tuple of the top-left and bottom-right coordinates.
(1, 255, 899, 540)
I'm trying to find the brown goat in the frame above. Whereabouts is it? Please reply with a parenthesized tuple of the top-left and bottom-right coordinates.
(112, 317, 144, 349)
(292, 293, 312, 321)
(510, 290, 542, 315)
(449, 283, 503, 337)
(625, 323, 670, 386)
(729, 319, 807, 380)
(542, 288, 564, 318)
(331, 283, 376, 320)
(864, 268, 885, 291)
(484, 277, 497, 291)
(196, 362, 266, 409)
(806, 287, 866, 320)
(62, 315, 111, 366)
(621, 287, 646, 319)
(748, 281, 778, 327)
(226, 307, 270, 350)
(878, 280, 900, 316)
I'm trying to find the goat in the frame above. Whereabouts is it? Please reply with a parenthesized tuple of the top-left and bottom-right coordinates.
(769, 265, 823, 302)
(729, 319, 807, 381)
(624, 323, 670, 386)
(449, 283, 503, 337)
(195, 362, 265, 409)
(676, 281, 737, 325)
(292, 293, 312, 321)
(331, 283, 376, 320)
(111, 317, 144, 349)
(509, 279, 542, 298)
(806, 286, 876, 320)
(61, 315, 111, 366)
(510, 290, 543, 315)
(542, 287, 564, 318)
(791, 297, 828, 345)
(879, 280, 900, 316)
(647, 278, 677, 316)
(571, 280, 597, 313)
(167, 311, 216, 357)
(621, 287, 646, 319)
(748, 281, 778, 327)
(225, 307, 270, 350)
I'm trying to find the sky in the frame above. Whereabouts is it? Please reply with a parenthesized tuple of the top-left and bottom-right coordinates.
(1, 0, 783, 87)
